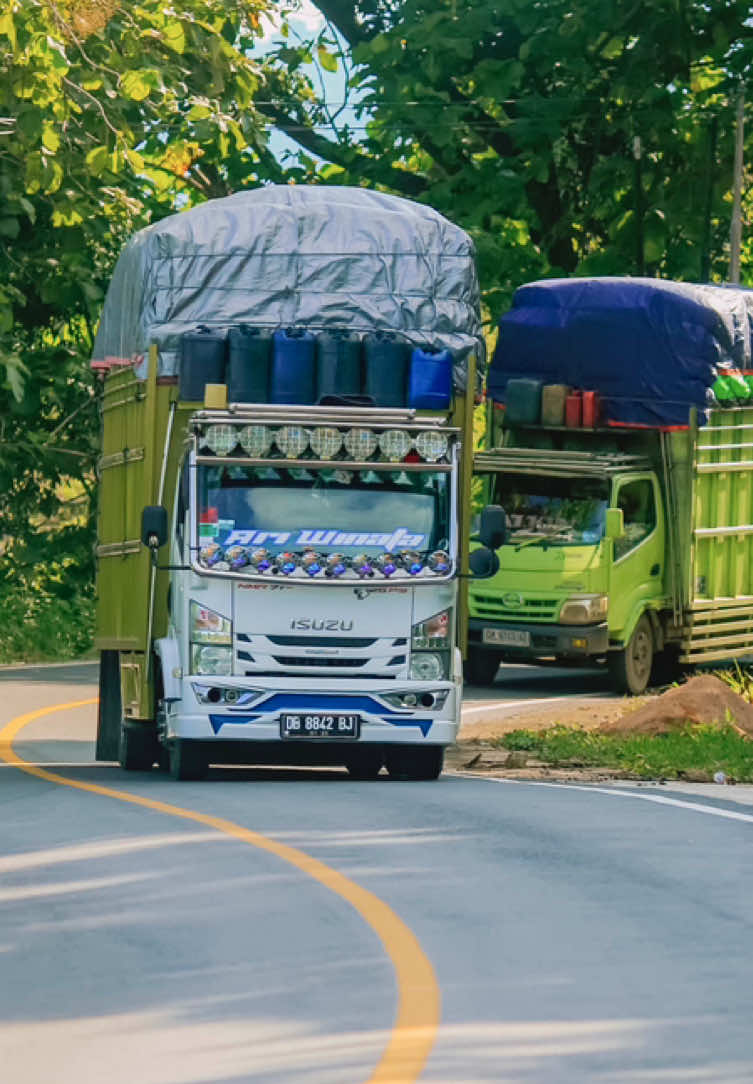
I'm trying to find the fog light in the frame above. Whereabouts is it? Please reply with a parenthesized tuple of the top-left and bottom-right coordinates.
(571, 637, 588, 649)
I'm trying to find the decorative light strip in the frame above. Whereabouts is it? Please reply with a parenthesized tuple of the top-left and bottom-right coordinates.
(200, 425, 449, 463)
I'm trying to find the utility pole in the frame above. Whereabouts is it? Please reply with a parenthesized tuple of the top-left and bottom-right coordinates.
(729, 86, 745, 284)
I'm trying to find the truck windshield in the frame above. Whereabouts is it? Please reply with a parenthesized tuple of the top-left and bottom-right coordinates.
(492, 475, 608, 547)
(195, 464, 452, 575)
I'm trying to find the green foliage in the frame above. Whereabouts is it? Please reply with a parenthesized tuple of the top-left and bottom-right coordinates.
(498, 724, 753, 781)
(714, 663, 753, 704)
(278, 0, 753, 310)
(0, 0, 314, 661)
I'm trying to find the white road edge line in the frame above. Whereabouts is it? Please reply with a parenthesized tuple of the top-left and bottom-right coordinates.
(0, 660, 99, 672)
(448, 772, 753, 824)
(461, 692, 607, 716)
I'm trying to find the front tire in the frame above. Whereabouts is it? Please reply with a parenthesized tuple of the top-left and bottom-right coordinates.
(385, 745, 444, 781)
(169, 740, 208, 781)
(608, 614, 654, 695)
(463, 649, 501, 686)
(118, 720, 157, 772)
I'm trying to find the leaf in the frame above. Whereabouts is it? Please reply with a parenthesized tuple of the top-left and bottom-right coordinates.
(187, 104, 213, 121)
(0, 216, 19, 238)
(1, 353, 28, 401)
(317, 43, 338, 73)
(120, 69, 159, 102)
(51, 208, 82, 227)
(85, 145, 109, 175)
(42, 123, 60, 153)
(163, 20, 185, 54)
(125, 147, 145, 172)
(0, 9, 15, 49)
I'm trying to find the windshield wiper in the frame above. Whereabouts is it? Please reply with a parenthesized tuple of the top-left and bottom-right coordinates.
(514, 526, 575, 551)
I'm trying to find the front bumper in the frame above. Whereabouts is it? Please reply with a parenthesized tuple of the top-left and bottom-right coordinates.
(165, 675, 460, 746)
(468, 619, 609, 658)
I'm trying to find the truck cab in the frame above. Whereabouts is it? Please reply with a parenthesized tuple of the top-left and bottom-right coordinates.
(467, 435, 672, 695)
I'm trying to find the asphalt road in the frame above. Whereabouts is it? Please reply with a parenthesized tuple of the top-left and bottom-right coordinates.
(2, 663, 753, 1083)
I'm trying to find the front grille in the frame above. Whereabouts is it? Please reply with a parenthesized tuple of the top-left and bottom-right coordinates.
(272, 655, 368, 668)
(246, 671, 396, 680)
(472, 594, 559, 622)
(266, 635, 377, 648)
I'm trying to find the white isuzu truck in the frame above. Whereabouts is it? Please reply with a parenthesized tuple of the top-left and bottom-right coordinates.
(92, 186, 482, 780)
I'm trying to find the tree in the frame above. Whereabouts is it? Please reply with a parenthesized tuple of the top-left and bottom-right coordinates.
(0, 0, 313, 658)
(265, 0, 753, 312)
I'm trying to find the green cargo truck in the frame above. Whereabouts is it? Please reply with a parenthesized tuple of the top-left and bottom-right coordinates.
(466, 278, 753, 694)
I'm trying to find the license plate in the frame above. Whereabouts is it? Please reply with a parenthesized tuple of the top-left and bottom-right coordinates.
(280, 713, 361, 739)
(482, 628, 531, 647)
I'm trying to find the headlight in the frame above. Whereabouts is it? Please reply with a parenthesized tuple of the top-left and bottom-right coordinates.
(191, 644, 233, 676)
(414, 431, 449, 462)
(275, 425, 309, 458)
(343, 427, 377, 459)
(309, 427, 343, 459)
(409, 652, 445, 681)
(203, 425, 238, 456)
(190, 602, 232, 644)
(412, 609, 451, 649)
(559, 594, 608, 625)
(238, 424, 272, 457)
(378, 429, 412, 461)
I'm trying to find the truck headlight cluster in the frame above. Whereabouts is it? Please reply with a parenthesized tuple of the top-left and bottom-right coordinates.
(559, 594, 608, 625)
(410, 609, 451, 681)
(190, 602, 233, 675)
(199, 424, 450, 463)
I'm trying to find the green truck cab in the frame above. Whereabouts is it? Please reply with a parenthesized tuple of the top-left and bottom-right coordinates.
(467, 277, 753, 695)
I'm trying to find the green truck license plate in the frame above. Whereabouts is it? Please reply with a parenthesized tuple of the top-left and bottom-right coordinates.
(483, 628, 531, 647)
(280, 713, 361, 739)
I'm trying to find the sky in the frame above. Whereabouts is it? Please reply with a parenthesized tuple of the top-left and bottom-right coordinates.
(251, 1, 361, 165)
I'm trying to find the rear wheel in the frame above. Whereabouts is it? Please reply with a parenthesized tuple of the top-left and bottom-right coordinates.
(345, 748, 384, 780)
(463, 649, 501, 686)
(169, 740, 208, 781)
(385, 745, 444, 781)
(96, 650, 121, 762)
(118, 720, 157, 772)
(608, 615, 654, 695)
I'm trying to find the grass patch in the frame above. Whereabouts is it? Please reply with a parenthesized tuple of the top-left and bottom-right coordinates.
(494, 724, 753, 782)
(714, 662, 753, 704)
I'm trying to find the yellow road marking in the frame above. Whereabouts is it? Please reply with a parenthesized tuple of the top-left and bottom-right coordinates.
(0, 699, 440, 1083)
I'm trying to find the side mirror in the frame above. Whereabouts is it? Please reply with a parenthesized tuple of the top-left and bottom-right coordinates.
(605, 507, 625, 540)
(469, 547, 500, 579)
(141, 505, 168, 550)
(479, 505, 508, 550)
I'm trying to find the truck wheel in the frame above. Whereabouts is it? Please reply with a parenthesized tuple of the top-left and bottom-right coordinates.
(96, 650, 121, 762)
(345, 749, 384, 780)
(463, 649, 501, 686)
(169, 740, 208, 781)
(385, 745, 444, 781)
(118, 720, 157, 772)
(608, 615, 654, 695)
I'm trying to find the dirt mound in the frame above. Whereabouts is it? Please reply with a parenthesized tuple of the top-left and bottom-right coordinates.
(602, 675, 753, 737)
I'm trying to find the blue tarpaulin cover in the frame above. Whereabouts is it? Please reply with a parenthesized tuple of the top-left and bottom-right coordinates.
(488, 277, 753, 426)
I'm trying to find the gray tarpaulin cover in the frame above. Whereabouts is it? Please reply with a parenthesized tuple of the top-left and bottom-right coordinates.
(91, 185, 483, 388)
